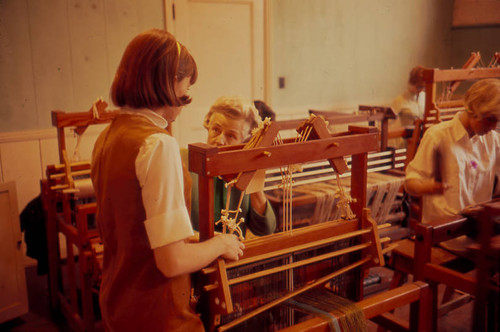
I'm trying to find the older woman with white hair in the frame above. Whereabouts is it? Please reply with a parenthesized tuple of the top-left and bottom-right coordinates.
(190, 95, 277, 237)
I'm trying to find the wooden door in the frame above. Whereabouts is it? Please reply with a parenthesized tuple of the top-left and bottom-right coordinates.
(0, 181, 28, 323)
(165, 0, 266, 147)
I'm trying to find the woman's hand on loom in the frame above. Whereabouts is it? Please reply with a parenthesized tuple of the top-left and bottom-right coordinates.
(216, 234, 245, 261)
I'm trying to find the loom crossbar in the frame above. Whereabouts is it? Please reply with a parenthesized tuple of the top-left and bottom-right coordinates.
(189, 130, 379, 177)
(204, 226, 373, 274)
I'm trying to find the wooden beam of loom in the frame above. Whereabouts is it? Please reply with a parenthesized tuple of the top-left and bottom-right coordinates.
(447, 52, 481, 96)
(189, 129, 378, 179)
(51, 100, 119, 163)
(422, 67, 500, 83)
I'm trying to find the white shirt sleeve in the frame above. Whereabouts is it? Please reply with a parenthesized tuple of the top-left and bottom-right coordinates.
(405, 129, 437, 182)
(136, 133, 194, 249)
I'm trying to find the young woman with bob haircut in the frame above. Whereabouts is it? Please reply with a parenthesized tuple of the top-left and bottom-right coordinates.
(91, 29, 244, 332)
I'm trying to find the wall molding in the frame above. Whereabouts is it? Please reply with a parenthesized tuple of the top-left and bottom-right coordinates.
(0, 125, 106, 144)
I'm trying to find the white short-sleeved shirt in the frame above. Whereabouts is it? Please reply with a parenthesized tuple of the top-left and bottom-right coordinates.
(389, 91, 426, 148)
(405, 113, 500, 223)
(123, 109, 194, 248)
(392, 90, 426, 125)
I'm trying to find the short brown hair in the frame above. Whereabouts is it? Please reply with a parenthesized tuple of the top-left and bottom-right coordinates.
(408, 66, 425, 86)
(111, 29, 197, 109)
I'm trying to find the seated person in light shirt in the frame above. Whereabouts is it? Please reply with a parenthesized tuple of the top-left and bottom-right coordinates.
(190, 96, 277, 238)
(389, 66, 426, 148)
(405, 79, 500, 252)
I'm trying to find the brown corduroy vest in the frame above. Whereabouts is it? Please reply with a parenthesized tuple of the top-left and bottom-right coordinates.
(91, 114, 203, 332)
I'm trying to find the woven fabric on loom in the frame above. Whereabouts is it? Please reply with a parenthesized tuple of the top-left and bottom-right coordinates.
(365, 172, 404, 223)
(289, 288, 367, 332)
(294, 182, 340, 224)
(339, 173, 403, 224)
(292, 172, 403, 225)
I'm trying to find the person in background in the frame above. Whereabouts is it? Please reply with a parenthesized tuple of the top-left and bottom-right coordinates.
(254, 99, 276, 122)
(389, 66, 426, 148)
(405, 78, 500, 250)
(190, 96, 277, 238)
(91, 29, 244, 332)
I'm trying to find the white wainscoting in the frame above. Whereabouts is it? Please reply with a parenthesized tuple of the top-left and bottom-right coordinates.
(0, 126, 106, 213)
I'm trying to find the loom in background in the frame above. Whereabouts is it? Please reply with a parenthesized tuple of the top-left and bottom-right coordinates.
(189, 115, 431, 331)
(268, 106, 408, 242)
(404, 53, 500, 227)
(406, 52, 500, 164)
(41, 100, 118, 332)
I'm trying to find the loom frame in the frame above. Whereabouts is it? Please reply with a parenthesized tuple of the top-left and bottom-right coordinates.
(41, 103, 118, 332)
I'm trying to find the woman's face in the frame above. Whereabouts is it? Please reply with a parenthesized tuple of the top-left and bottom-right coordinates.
(470, 111, 498, 136)
(206, 112, 247, 146)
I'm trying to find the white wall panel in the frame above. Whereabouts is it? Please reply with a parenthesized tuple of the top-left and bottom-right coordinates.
(0, 0, 38, 132)
(28, 0, 75, 129)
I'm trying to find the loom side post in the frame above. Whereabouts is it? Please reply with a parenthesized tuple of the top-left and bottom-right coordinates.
(212, 258, 233, 314)
(362, 208, 386, 268)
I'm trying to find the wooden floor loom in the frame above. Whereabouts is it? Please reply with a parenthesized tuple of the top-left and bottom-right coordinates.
(189, 115, 431, 331)
(41, 100, 117, 332)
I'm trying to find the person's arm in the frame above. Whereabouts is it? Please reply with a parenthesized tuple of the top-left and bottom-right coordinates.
(247, 191, 277, 236)
(405, 178, 447, 197)
(249, 191, 267, 215)
(153, 234, 244, 278)
(138, 134, 243, 279)
(405, 127, 449, 197)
